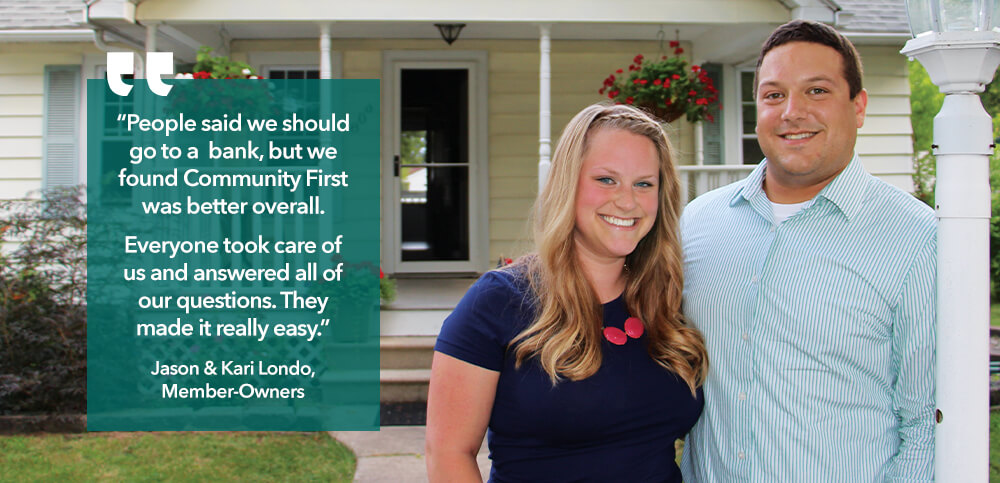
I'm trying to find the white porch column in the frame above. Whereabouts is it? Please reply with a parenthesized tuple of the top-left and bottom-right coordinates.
(538, 24, 552, 192)
(319, 23, 332, 79)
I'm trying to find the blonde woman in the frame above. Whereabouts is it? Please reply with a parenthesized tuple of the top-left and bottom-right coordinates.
(426, 103, 708, 482)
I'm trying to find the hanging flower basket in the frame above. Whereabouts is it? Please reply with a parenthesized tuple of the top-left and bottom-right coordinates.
(168, 46, 274, 120)
(599, 43, 720, 124)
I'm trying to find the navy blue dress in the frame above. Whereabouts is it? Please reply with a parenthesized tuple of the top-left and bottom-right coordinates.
(435, 270, 703, 483)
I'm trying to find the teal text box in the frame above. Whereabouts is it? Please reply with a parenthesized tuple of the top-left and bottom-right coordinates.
(86, 79, 380, 431)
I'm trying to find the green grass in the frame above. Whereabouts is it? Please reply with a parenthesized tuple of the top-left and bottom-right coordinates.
(992, 412, 1000, 480)
(992, 303, 1000, 326)
(0, 431, 355, 482)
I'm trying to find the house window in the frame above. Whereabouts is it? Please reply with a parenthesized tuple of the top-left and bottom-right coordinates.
(740, 70, 765, 165)
(265, 68, 321, 167)
(95, 70, 135, 203)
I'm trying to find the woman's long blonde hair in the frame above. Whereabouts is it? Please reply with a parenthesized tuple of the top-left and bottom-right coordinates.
(509, 103, 708, 394)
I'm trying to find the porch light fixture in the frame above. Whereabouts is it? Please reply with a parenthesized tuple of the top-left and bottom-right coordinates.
(900, 1, 1000, 481)
(435, 23, 466, 45)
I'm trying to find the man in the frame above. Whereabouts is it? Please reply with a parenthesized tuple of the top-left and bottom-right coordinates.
(680, 20, 935, 481)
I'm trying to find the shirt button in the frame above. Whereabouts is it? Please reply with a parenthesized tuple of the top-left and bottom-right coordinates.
(738, 392, 747, 401)
(741, 332, 749, 341)
(738, 451, 746, 460)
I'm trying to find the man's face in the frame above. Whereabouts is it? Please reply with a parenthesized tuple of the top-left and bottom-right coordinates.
(755, 41, 867, 200)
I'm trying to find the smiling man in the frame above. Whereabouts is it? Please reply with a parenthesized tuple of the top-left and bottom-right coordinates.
(679, 20, 936, 481)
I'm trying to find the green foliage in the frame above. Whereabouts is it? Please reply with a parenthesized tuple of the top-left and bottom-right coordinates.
(909, 61, 944, 206)
(992, 411, 1000, 479)
(0, 432, 355, 481)
(192, 46, 258, 79)
(0, 187, 87, 414)
(992, 154, 1000, 300)
(380, 273, 397, 304)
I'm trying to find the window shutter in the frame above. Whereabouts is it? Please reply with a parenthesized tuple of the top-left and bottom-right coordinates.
(701, 63, 724, 165)
(43, 66, 80, 190)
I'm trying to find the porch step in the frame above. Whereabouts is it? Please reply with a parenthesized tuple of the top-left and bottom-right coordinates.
(381, 336, 437, 369)
(380, 336, 437, 402)
(380, 369, 432, 402)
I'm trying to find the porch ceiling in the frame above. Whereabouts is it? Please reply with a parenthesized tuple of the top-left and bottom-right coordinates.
(101, 20, 779, 66)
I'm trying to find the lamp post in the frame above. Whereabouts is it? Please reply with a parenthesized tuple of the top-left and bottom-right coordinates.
(901, 1, 1000, 481)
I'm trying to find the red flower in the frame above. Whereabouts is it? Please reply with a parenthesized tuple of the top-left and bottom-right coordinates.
(674, 47, 684, 55)
(639, 79, 648, 85)
(706, 113, 715, 122)
(616, 69, 624, 74)
(626, 96, 634, 104)
(669, 40, 680, 48)
(599, 87, 605, 94)
(610, 90, 619, 97)
(691, 65, 701, 72)
(672, 74, 681, 80)
(380, 269, 384, 279)
(663, 79, 671, 88)
(633, 54, 644, 63)
(633, 79, 641, 85)
(653, 79, 662, 86)
(505, 258, 513, 265)
(688, 90, 697, 96)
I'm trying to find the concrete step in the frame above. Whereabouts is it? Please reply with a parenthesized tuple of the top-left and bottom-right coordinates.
(380, 368, 432, 402)
(380, 336, 436, 370)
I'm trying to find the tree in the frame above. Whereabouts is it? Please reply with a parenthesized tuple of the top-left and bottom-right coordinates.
(908, 61, 944, 206)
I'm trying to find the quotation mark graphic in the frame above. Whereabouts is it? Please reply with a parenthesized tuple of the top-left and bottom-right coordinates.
(106, 51, 175, 97)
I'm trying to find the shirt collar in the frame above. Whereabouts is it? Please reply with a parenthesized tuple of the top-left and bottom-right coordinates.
(729, 153, 869, 223)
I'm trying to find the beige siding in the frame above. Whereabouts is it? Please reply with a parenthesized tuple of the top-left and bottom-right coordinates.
(0, 43, 96, 199)
(857, 46, 914, 192)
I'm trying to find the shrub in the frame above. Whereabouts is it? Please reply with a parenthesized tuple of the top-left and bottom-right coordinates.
(0, 187, 87, 414)
(991, 154, 1000, 301)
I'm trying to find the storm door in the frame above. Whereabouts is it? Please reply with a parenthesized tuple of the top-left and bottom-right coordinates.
(386, 56, 485, 274)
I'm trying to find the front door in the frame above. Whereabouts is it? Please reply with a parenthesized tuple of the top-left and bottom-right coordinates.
(385, 53, 486, 274)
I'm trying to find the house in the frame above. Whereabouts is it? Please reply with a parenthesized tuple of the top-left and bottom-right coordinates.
(0, 0, 917, 401)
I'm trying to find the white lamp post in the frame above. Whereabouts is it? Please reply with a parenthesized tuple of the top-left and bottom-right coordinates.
(901, 1, 1000, 481)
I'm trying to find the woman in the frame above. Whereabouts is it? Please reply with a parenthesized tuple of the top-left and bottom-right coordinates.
(426, 103, 708, 482)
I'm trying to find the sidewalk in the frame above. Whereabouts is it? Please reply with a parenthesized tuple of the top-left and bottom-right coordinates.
(330, 426, 490, 482)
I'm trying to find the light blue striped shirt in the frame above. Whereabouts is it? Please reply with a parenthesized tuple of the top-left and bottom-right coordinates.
(679, 155, 936, 482)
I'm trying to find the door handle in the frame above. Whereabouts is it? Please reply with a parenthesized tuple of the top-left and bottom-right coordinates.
(394, 155, 400, 177)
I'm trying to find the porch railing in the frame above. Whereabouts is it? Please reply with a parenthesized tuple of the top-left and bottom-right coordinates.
(677, 165, 756, 204)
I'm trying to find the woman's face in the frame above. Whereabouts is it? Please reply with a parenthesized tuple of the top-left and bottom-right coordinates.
(573, 128, 660, 266)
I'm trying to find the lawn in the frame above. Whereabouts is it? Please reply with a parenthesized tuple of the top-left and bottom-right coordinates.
(0, 431, 354, 481)
(992, 303, 1000, 326)
(992, 412, 1000, 480)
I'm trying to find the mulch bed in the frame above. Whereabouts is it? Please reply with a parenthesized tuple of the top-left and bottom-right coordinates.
(380, 402, 426, 426)
(0, 404, 426, 434)
(0, 414, 86, 434)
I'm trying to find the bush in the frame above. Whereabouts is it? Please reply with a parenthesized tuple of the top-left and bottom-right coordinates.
(0, 187, 87, 414)
(992, 154, 1000, 301)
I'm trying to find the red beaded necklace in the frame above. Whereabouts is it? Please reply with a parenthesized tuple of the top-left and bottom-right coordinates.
(603, 317, 644, 345)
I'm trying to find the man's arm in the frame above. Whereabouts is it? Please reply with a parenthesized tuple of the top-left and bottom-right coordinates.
(888, 233, 936, 482)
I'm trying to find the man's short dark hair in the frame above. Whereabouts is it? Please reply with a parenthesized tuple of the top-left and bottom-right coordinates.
(754, 19, 864, 99)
